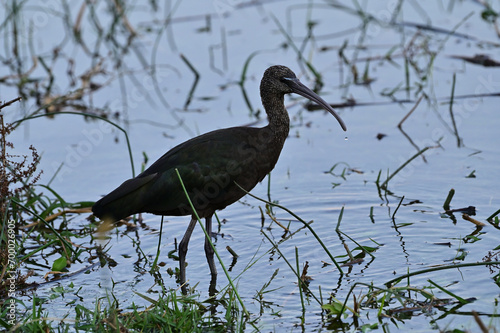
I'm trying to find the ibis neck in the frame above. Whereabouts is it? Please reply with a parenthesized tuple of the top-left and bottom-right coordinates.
(261, 93, 290, 145)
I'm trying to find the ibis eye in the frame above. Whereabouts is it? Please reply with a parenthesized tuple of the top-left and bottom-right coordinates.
(281, 77, 297, 84)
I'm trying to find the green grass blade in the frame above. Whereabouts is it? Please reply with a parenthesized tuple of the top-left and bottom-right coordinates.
(427, 279, 469, 304)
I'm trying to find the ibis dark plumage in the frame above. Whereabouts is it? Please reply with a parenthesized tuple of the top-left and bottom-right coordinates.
(92, 65, 346, 287)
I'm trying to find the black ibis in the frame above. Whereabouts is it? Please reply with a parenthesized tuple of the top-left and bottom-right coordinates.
(92, 65, 347, 288)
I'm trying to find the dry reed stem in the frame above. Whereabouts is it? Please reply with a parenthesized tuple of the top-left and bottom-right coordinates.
(462, 214, 486, 227)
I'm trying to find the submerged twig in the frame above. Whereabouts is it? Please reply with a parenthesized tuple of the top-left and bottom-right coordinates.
(180, 54, 200, 109)
(443, 188, 455, 211)
(385, 261, 500, 287)
(308, 91, 500, 111)
(398, 95, 424, 128)
(392, 196, 405, 220)
(394, 16, 492, 44)
(262, 232, 321, 305)
(486, 208, 500, 222)
(226, 246, 239, 258)
(236, 183, 343, 274)
(449, 73, 462, 147)
(238, 51, 261, 115)
(380, 146, 432, 190)
(462, 214, 486, 227)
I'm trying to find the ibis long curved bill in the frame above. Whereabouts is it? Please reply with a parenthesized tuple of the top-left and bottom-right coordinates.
(283, 77, 347, 132)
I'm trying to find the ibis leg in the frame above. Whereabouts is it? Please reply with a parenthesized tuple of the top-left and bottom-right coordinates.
(179, 216, 197, 287)
(204, 215, 217, 279)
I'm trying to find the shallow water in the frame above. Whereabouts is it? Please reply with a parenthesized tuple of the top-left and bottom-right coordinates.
(3, 0, 500, 331)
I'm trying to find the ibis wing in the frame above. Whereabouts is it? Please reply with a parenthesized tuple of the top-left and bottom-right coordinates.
(139, 126, 265, 177)
(93, 126, 277, 220)
(138, 127, 270, 215)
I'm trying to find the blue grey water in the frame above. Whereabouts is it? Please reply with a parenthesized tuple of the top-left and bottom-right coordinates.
(4, 1, 500, 331)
